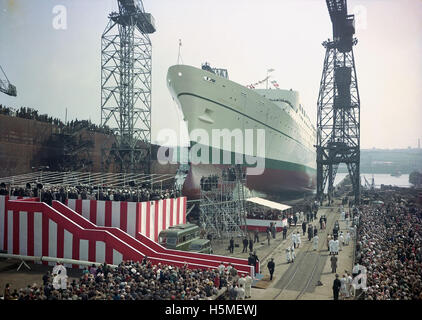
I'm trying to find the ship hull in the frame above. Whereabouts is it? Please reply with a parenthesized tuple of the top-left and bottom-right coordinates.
(182, 160, 316, 200)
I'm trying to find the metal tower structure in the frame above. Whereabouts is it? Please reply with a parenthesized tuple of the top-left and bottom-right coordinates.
(101, 0, 155, 173)
(316, 0, 361, 204)
(199, 165, 248, 240)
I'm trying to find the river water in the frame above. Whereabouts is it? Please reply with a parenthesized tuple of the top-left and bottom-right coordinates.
(334, 173, 411, 188)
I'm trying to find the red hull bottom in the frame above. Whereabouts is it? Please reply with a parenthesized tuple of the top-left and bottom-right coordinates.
(182, 164, 316, 200)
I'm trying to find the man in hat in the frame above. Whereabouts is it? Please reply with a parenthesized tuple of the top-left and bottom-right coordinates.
(254, 229, 259, 243)
(229, 237, 235, 253)
(249, 238, 254, 252)
(267, 258, 275, 281)
(302, 221, 307, 236)
(282, 226, 288, 240)
(242, 237, 249, 253)
(333, 274, 341, 300)
(308, 224, 313, 241)
(248, 253, 255, 268)
(331, 255, 338, 273)
(252, 251, 259, 273)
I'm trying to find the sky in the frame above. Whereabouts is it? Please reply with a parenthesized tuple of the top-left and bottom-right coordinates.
(0, 0, 421, 149)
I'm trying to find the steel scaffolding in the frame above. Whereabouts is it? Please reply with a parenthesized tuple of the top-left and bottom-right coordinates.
(199, 166, 248, 239)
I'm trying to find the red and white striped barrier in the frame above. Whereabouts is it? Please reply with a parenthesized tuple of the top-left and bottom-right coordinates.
(245, 218, 288, 232)
(0, 196, 256, 275)
(65, 197, 187, 242)
(54, 201, 255, 274)
(2, 200, 141, 267)
(0, 196, 30, 252)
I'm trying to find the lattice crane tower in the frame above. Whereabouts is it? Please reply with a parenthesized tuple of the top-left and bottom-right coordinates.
(101, 0, 155, 173)
(316, 0, 361, 204)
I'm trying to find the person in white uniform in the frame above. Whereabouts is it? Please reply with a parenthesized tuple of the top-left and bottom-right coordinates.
(237, 284, 246, 300)
(345, 231, 351, 246)
(340, 274, 348, 299)
(333, 239, 339, 255)
(218, 262, 225, 275)
(290, 246, 296, 263)
(296, 231, 301, 248)
(238, 274, 246, 291)
(345, 272, 352, 298)
(329, 238, 335, 255)
(339, 232, 344, 251)
(52, 262, 67, 277)
(245, 274, 252, 298)
(52, 270, 68, 290)
(313, 234, 319, 251)
(286, 248, 291, 263)
(291, 232, 297, 249)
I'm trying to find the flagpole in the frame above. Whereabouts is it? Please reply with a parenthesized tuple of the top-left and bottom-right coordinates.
(177, 39, 182, 65)
(266, 68, 274, 89)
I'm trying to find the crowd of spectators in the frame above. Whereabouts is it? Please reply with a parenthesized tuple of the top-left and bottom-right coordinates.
(246, 209, 283, 221)
(355, 192, 422, 300)
(199, 167, 246, 192)
(0, 104, 113, 135)
(0, 183, 182, 205)
(2, 258, 249, 300)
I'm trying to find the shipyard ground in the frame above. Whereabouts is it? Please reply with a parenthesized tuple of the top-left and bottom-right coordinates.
(0, 197, 355, 301)
(210, 197, 356, 300)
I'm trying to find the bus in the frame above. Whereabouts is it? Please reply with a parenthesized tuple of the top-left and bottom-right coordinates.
(158, 223, 212, 253)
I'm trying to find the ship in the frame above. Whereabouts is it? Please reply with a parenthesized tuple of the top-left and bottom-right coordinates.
(390, 171, 402, 177)
(166, 63, 317, 200)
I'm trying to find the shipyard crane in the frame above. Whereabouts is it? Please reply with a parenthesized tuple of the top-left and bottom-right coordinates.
(101, 0, 155, 174)
(316, 0, 361, 204)
(0, 65, 17, 97)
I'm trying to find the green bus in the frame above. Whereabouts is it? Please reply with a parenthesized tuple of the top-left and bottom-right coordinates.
(158, 223, 212, 254)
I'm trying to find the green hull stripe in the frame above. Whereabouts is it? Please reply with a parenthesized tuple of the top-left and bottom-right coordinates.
(174, 144, 316, 175)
